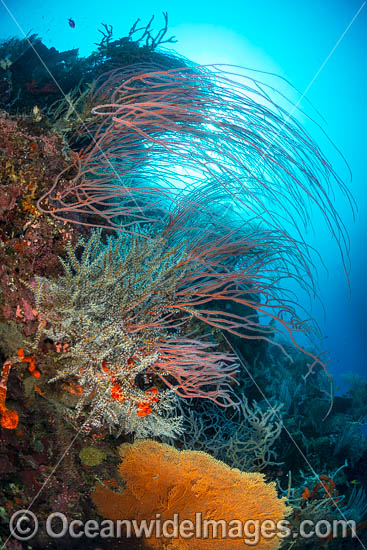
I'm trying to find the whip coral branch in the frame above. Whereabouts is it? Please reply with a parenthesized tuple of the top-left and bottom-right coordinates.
(154, 338, 239, 407)
(37, 63, 353, 281)
(168, 226, 331, 386)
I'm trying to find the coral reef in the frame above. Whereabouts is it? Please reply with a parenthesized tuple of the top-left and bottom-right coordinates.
(0, 15, 364, 550)
(35, 57, 357, 409)
(0, 110, 75, 340)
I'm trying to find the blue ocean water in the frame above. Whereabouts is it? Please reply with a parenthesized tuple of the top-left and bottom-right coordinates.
(0, 0, 366, 388)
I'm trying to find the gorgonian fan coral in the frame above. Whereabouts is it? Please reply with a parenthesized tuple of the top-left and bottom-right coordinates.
(93, 439, 290, 549)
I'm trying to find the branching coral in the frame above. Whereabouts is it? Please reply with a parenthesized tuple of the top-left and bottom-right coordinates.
(93, 439, 290, 549)
(164, 397, 283, 472)
(223, 399, 283, 472)
(92, 13, 178, 68)
(29, 229, 240, 436)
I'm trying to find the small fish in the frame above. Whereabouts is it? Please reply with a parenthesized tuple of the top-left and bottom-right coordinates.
(68, 18, 75, 29)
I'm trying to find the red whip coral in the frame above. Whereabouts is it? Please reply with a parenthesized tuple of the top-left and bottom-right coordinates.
(37, 64, 352, 274)
(36, 63, 355, 409)
(93, 439, 290, 549)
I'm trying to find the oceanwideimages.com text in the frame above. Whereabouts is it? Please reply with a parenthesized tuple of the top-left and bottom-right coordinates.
(9, 510, 357, 544)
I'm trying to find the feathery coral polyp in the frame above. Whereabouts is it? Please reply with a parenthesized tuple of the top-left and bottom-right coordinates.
(30, 230, 239, 436)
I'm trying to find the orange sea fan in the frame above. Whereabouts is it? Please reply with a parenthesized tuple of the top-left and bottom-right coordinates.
(93, 439, 290, 549)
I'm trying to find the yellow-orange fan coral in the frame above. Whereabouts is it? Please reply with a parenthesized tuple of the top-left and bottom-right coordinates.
(93, 439, 290, 549)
